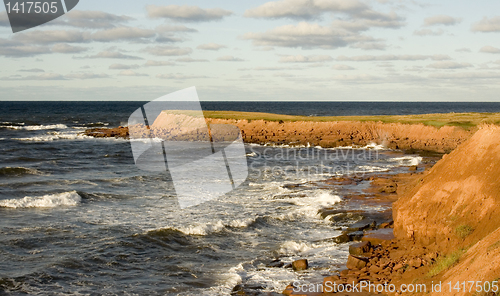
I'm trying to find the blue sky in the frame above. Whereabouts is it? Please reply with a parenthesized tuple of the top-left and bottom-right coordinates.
(1, 0, 500, 101)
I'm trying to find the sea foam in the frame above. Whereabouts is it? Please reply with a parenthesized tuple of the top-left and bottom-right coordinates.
(0, 191, 82, 208)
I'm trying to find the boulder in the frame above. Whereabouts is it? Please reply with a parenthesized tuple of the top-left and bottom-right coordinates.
(292, 259, 308, 271)
(346, 255, 369, 270)
(349, 241, 372, 256)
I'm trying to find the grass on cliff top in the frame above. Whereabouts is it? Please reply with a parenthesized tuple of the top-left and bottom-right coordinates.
(202, 111, 500, 130)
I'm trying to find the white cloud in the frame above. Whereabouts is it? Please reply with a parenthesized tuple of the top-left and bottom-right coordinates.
(0, 11, 9, 27)
(244, 0, 402, 24)
(109, 64, 140, 70)
(2, 72, 108, 80)
(18, 68, 45, 72)
(423, 15, 462, 26)
(279, 55, 333, 63)
(216, 55, 244, 62)
(91, 27, 156, 42)
(155, 24, 198, 33)
(147, 5, 233, 22)
(176, 57, 209, 62)
(413, 28, 444, 36)
(59, 10, 134, 28)
(145, 46, 192, 56)
(472, 16, 500, 33)
(144, 60, 176, 67)
(13, 30, 90, 44)
(197, 43, 227, 51)
(82, 51, 143, 60)
(156, 73, 208, 79)
(429, 72, 500, 79)
(243, 22, 381, 49)
(479, 46, 500, 54)
(332, 64, 355, 70)
(455, 47, 471, 53)
(65, 72, 109, 79)
(426, 61, 473, 69)
(337, 54, 451, 61)
(118, 70, 148, 77)
(51, 43, 88, 53)
(2, 73, 64, 80)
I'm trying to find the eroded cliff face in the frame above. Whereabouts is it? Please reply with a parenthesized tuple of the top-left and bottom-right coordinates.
(206, 119, 473, 153)
(393, 125, 500, 294)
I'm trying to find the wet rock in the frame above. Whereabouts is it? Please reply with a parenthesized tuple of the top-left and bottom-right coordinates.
(347, 220, 377, 232)
(409, 165, 418, 171)
(292, 259, 308, 271)
(349, 241, 372, 256)
(346, 255, 369, 270)
(266, 259, 284, 268)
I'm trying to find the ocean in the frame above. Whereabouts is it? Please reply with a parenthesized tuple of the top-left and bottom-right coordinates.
(1, 101, 499, 295)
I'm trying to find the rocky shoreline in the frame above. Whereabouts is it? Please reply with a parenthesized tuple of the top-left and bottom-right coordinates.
(83, 118, 474, 154)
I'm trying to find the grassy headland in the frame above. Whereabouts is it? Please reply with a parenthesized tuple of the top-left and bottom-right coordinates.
(203, 111, 500, 130)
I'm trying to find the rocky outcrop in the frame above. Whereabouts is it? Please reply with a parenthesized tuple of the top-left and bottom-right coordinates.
(84, 118, 474, 153)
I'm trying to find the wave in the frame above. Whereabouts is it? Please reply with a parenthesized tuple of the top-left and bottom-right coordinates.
(0, 191, 82, 209)
(2, 124, 68, 130)
(277, 241, 311, 255)
(274, 190, 342, 221)
(13, 132, 92, 142)
(0, 167, 43, 177)
(391, 156, 422, 166)
(147, 217, 258, 237)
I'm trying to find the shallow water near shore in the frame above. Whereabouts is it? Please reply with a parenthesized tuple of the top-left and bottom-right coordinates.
(0, 102, 459, 295)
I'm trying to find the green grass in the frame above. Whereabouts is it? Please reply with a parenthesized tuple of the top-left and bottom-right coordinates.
(427, 249, 465, 277)
(200, 111, 500, 130)
(456, 225, 474, 239)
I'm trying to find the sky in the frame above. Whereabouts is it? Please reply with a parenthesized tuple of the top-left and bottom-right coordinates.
(1, 0, 500, 101)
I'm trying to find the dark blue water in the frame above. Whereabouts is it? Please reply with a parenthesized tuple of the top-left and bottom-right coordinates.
(1, 101, 499, 129)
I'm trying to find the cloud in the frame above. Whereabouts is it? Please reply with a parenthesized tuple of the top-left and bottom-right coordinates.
(244, 0, 402, 24)
(429, 72, 500, 79)
(155, 24, 198, 33)
(455, 47, 471, 53)
(156, 73, 208, 79)
(144, 46, 192, 56)
(216, 55, 244, 61)
(118, 70, 148, 76)
(59, 10, 134, 28)
(2, 73, 64, 80)
(242, 22, 382, 49)
(91, 27, 156, 42)
(0, 11, 9, 27)
(423, 15, 462, 26)
(18, 68, 45, 73)
(109, 64, 140, 70)
(147, 5, 233, 22)
(82, 51, 143, 60)
(332, 64, 355, 70)
(2, 72, 108, 80)
(337, 54, 451, 61)
(144, 60, 176, 67)
(197, 43, 227, 50)
(51, 43, 88, 53)
(471, 16, 500, 33)
(65, 72, 109, 79)
(176, 57, 209, 62)
(12, 30, 90, 44)
(413, 28, 444, 36)
(279, 55, 333, 63)
(426, 61, 473, 69)
(479, 46, 500, 54)
(0, 39, 51, 57)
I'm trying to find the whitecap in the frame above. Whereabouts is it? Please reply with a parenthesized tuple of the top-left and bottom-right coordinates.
(0, 191, 82, 209)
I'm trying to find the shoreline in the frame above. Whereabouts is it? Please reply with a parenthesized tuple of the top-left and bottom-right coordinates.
(83, 111, 488, 153)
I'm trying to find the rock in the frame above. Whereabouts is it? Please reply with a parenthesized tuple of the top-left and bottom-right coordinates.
(292, 259, 308, 271)
(282, 284, 295, 296)
(346, 255, 369, 270)
(409, 165, 418, 171)
(361, 228, 395, 245)
(409, 258, 422, 268)
(349, 241, 372, 256)
(266, 259, 284, 268)
(393, 263, 404, 271)
(347, 220, 377, 232)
